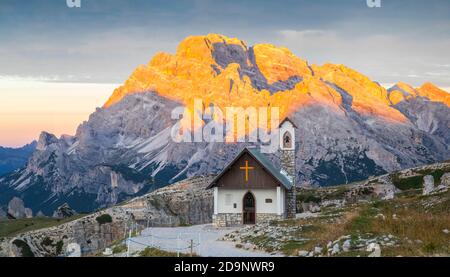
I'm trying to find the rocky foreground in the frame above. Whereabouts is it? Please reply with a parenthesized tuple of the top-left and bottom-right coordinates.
(223, 162, 450, 257)
(0, 176, 214, 257)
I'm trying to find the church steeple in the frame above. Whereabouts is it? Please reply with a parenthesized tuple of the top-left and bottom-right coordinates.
(279, 117, 297, 218)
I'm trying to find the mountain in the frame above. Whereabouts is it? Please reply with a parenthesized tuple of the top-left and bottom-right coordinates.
(0, 34, 449, 215)
(0, 142, 36, 176)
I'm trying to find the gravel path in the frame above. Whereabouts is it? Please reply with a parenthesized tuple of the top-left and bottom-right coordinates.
(128, 224, 280, 257)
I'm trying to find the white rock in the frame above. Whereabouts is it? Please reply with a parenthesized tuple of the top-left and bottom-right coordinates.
(423, 175, 435, 195)
(298, 250, 309, 257)
(331, 243, 340, 255)
(342, 240, 351, 252)
(66, 243, 81, 257)
(314, 246, 323, 255)
(103, 248, 113, 256)
(366, 243, 381, 257)
(326, 241, 333, 249)
(375, 214, 386, 220)
(442, 229, 449, 234)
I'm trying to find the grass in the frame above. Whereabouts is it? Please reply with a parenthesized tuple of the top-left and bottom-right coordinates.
(0, 215, 85, 238)
(112, 243, 127, 254)
(246, 190, 450, 257)
(138, 247, 197, 257)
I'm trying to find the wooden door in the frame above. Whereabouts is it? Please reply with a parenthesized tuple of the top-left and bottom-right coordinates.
(243, 192, 256, 224)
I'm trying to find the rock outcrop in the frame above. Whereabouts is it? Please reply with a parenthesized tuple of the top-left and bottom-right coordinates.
(52, 203, 77, 219)
(0, 176, 213, 257)
(7, 197, 32, 219)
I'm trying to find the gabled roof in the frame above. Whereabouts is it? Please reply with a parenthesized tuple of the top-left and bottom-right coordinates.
(207, 147, 293, 190)
(279, 117, 298, 129)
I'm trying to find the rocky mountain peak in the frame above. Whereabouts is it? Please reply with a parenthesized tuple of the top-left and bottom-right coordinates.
(417, 82, 450, 107)
(36, 132, 59, 151)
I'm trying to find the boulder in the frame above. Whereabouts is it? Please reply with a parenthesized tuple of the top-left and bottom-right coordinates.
(36, 211, 46, 217)
(8, 197, 28, 219)
(66, 243, 82, 257)
(53, 203, 77, 219)
(314, 246, 323, 255)
(441, 173, 450, 187)
(342, 240, 351, 252)
(423, 174, 448, 195)
(331, 243, 340, 255)
(298, 250, 309, 257)
(422, 175, 435, 195)
(24, 208, 33, 218)
(367, 243, 381, 257)
(301, 202, 321, 213)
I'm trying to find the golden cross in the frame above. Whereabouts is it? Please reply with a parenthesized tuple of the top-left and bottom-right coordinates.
(240, 160, 254, 182)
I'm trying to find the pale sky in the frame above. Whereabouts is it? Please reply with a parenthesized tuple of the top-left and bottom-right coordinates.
(0, 78, 115, 147)
(0, 0, 449, 147)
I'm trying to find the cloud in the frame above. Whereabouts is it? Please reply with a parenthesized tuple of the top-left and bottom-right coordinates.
(275, 28, 450, 87)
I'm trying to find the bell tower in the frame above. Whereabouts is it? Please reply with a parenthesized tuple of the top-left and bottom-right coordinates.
(279, 118, 297, 218)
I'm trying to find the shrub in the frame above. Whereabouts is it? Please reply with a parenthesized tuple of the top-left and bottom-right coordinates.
(55, 240, 64, 255)
(112, 244, 127, 254)
(12, 239, 34, 257)
(42, 237, 53, 247)
(95, 214, 113, 225)
(392, 174, 423, 191)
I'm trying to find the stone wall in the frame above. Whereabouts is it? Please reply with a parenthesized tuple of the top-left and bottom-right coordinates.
(213, 213, 282, 227)
(281, 149, 296, 218)
(256, 213, 283, 222)
(213, 213, 242, 227)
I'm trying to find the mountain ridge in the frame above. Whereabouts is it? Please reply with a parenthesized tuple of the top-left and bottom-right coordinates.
(0, 34, 448, 215)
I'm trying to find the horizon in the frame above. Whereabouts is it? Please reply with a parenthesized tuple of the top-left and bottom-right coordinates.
(1, 0, 450, 147)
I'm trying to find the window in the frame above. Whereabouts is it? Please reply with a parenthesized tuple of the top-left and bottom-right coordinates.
(265, 198, 273, 203)
(283, 131, 292, 148)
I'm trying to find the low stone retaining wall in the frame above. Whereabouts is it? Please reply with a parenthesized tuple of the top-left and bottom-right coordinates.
(213, 213, 283, 227)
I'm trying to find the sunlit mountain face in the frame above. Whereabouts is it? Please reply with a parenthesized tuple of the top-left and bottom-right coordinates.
(0, 34, 449, 215)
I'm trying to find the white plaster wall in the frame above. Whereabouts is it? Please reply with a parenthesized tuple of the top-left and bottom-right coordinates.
(217, 188, 281, 214)
(279, 121, 295, 150)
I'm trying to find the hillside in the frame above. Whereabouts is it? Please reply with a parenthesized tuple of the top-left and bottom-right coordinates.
(1, 161, 449, 257)
(225, 161, 450, 257)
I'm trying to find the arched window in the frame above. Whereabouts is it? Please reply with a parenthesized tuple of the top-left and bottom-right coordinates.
(283, 131, 292, 149)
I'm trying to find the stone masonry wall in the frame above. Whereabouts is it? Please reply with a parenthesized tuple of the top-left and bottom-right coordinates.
(281, 149, 296, 218)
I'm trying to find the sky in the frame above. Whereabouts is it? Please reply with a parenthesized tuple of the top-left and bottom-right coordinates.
(0, 0, 449, 147)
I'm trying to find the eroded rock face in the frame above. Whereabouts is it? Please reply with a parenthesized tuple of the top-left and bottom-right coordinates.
(7, 197, 32, 219)
(0, 176, 214, 257)
(53, 203, 77, 219)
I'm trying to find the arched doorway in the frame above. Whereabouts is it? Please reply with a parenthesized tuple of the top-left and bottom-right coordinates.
(243, 191, 256, 224)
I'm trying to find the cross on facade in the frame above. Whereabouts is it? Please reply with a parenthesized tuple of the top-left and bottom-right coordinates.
(239, 160, 254, 182)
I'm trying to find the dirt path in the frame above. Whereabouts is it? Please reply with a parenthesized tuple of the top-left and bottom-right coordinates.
(128, 224, 280, 257)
